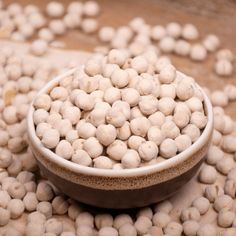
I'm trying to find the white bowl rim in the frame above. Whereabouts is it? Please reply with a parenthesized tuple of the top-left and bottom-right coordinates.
(27, 68, 213, 178)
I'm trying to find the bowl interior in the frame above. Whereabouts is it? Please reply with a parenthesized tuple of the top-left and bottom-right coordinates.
(27, 68, 214, 178)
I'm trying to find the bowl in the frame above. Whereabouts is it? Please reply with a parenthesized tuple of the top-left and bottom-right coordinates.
(27, 68, 214, 209)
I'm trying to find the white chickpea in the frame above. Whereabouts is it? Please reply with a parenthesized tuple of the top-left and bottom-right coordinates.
(72, 150, 92, 166)
(175, 134, 192, 152)
(173, 111, 190, 129)
(216, 156, 234, 175)
(183, 220, 199, 236)
(152, 211, 171, 228)
(216, 49, 234, 62)
(150, 25, 166, 41)
(197, 224, 216, 236)
(119, 223, 137, 236)
(182, 124, 200, 142)
(2, 106, 18, 124)
(204, 184, 224, 203)
(0, 148, 12, 168)
(130, 117, 150, 137)
(190, 44, 207, 61)
(84, 60, 101, 77)
(148, 111, 165, 127)
(134, 216, 152, 235)
(137, 207, 153, 219)
(135, 77, 153, 96)
(121, 149, 141, 168)
(94, 156, 113, 169)
(166, 22, 182, 38)
(117, 121, 131, 141)
(81, 18, 98, 34)
(160, 138, 177, 158)
(131, 56, 148, 74)
(158, 97, 176, 116)
(65, 130, 79, 143)
(159, 65, 176, 84)
(34, 94, 51, 111)
(95, 214, 113, 229)
(55, 140, 73, 160)
(28, 211, 46, 224)
(186, 97, 203, 112)
(45, 218, 63, 235)
(75, 212, 94, 228)
(25, 222, 45, 236)
(7, 199, 24, 219)
(46, 2, 64, 17)
(111, 68, 129, 88)
(75, 225, 95, 236)
(0, 190, 11, 208)
(121, 88, 140, 107)
(160, 84, 176, 99)
(0, 207, 10, 226)
(139, 95, 158, 115)
(138, 141, 158, 161)
(49, 20, 66, 35)
(36, 181, 54, 201)
(52, 196, 69, 215)
(23, 192, 38, 212)
(106, 108, 126, 128)
(41, 128, 60, 149)
(192, 197, 210, 215)
(181, 207, 201, 222)
(222, 135, 236, 153)
(103, 87, 121, 105)
(28, 12, 46, 29)
(182, 24, 199, 40)
(98, 227, 118, 236)
(214, 59, 233, 77)
(159, 36, 176, 53)
(96, 124, 117, 146)
(7, 181, 26, 199)
(112, 100, 130, 120)
(206, 145, 224, 166)
(161, 120, 180, 139)
(164, 221, 183, 236)
(83, 137, 103, 158)
(76, 122, 96, 139)
(30, 39, 48, 57)
(190, 112, 207, 129)
(203, 34, 220, 52)
(176, 80, 194, 102)
(214, 194, 233, 212)
(107, 49, 126, 67)
(98, 26, 115, 42)
(38, 28, 54, 42)
(33, 109, 49, 125)
(174, 39, 191, 56)
(37, 201, 52, 219)
(218, 210, 235, 228)
(198, 165, 217, 184)
(107, 140, 127, 161)
(83, 1, 100, 16)
(147, 126, 165, 146)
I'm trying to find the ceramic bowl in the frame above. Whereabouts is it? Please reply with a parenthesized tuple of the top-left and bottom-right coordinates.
(27, 68, 214, 209)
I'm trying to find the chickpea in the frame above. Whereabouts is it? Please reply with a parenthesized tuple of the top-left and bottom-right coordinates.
(192, 197, 210, 215)
(7, 199, 25, 219)
(198, 165, 217, 184)
(121, 149, 141, 169)
(134, 216, 152, 235)
(152, 211, 171, 228)
(83, 137, 103, 158)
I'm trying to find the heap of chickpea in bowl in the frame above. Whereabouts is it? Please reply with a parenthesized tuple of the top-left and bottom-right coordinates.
(32, 48, 208, 170)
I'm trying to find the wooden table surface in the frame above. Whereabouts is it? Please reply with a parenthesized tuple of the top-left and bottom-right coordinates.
(4, 0, 236, 118)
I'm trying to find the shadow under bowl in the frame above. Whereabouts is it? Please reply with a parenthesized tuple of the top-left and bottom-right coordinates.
(27, 68, 214, 209)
